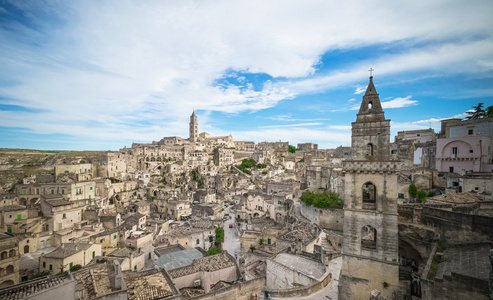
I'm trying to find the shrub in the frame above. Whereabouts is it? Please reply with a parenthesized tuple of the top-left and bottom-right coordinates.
(259, 239, 264, 245)
(417, 191, 427, 202)
(299, 190, 343, 210)
(249, 245, 256, 252)
(70, 264, 82, 272)
(215, 227, 224, 244)
(409, 184, 418, 200)
(206, 246, 222, 256)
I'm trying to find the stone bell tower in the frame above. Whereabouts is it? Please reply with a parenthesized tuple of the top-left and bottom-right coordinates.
(189, 110, 198, 142)
(338, 76, 402, 299)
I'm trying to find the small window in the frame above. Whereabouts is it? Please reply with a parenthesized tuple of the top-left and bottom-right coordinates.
(114, 235, 117, 239)
(49, 264, 53, 271)
(452, 147, 457, 158)
(398, 193, 404, 199)
(391, 150, 397, 154)
(61, 189, 64, 195)
(63, 213, 66, 219)
(196, 239, 200, 245)
(468, 129, 473, 135)
(92, 251, 95, 258)
(469, 150, 473, 153)
(43, 262, 46, 268)
(417, 134, 420, 136)
(475, 187, 479, 190)
(449, 167, 454, 173)
(90, 187, 93, 190)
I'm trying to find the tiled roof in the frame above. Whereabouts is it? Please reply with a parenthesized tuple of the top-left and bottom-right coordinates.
(0, 273, 72, 300)
(1, 205, 26, 211)
(46, 199, 71, 207)
(73, 264, 112, 299)
(124, 270, 175, 300)
(44, 243, 92, 259)
(169, 252, 235, 278)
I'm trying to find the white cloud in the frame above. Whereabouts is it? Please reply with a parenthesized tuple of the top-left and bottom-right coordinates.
(354, 87, 366, 94)
(381, 96, 418, 109)
(0, 0, 492, 148)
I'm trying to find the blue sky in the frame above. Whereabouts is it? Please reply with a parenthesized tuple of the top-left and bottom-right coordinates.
(0, 0, 492, 150)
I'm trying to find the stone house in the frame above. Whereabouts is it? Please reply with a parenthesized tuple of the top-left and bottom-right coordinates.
(54, 163, 94, 181)
(214, 147, 234, 166)
(90, 229, 120, 249)
(0, 233, 20, 288)
(436, 117, 493, 174)
(40, 243, 101, 274)
(159, 222, 216, 251)
(40, 197, 86, 232)
(107, 248, 147, 272)
(168, 252, 239, 294)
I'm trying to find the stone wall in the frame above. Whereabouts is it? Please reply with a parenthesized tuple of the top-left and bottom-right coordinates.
(421, 272, 490, 300)
(264, 270, 331, 299)
(300, 203, 343, 230)
(191, 277, 265, 300)
(398, 204, 493, 240)
(265, 258, 318, 289)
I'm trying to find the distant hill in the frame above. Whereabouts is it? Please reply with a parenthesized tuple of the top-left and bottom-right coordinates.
(0, 149, 105, 193)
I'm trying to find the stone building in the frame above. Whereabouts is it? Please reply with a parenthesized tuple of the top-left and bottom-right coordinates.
(339, 76, 402, 299)
(0, 233, 20, 288)
(436, 117, 493, 174)
(39, 243, 101, 274)
(189, 110, 198, 142)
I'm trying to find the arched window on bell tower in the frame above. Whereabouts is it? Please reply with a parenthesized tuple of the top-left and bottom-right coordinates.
(368, 101, 373, 110)
(362, 182, 376, 210)
(367, 143, 373, 156)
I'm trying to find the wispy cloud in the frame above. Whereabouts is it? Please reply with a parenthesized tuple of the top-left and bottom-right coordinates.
(381, 96, 418, 109)
(259, 122, 323, 129)
(354, 87, 366, 94)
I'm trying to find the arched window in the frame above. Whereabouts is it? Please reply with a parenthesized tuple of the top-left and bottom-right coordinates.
(367, 143, 373, 156)
(6, 265, 14, 274)
(362, 182, 376, 209)
(368, 101, 373, 109)
(361, 225, 377, 249)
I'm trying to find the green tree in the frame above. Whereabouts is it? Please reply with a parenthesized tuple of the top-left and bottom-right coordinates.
(466, 103, 485, 120)
(215, 226, 224, 244)
(409, 184, 418, 200)
(289, 145, 298, 153)
(484, 105, 493, 118)
(417, 191, 427, 203)
(206, 246, 222, 256)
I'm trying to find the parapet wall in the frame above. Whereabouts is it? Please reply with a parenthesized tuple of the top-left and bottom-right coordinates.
(300, 202, 343, 230)
(264, 270, 331, 299)
(191, 277, 265, 300)
(398, 204, 493, 239)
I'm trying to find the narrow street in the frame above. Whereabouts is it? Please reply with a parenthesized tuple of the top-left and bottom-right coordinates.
(221, 207, 241, 264)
